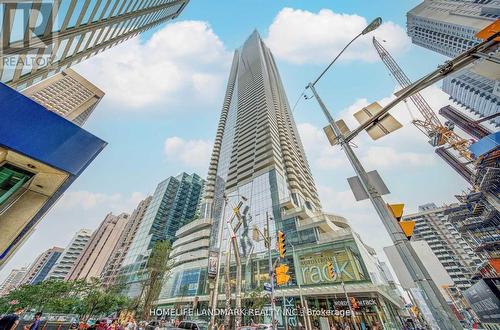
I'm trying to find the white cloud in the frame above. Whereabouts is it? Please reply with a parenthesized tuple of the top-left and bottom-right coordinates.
(57, 190, 145, 213)
(362, 146, 434, 168)
(76, 21, 231, 110)
(266, 8, 410, 64)
(164, 136, 212, 174)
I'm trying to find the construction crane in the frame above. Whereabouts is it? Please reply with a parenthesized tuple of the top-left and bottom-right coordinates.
(372, 37, 473, 160)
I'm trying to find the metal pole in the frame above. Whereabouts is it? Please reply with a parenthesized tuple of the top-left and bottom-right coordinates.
(342, 281, 359, 330)
(290, 243, 310, 330)
(281, 290, 289, 330)
(210, 195, 228, 328)
(308, 82, 463, 330)
(223, 233, 232, 327)
(231, 220, 243, 328)
(267, 212, 277, 330)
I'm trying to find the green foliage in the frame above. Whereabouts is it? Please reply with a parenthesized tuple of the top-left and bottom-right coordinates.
(139, 240, 173, 321)
(0, 278, 132, 320)
(243, 288, 268, 324)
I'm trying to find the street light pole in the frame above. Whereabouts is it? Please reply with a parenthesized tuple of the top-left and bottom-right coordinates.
(307, 82, 461, 330)
(305, 16, 463, 330)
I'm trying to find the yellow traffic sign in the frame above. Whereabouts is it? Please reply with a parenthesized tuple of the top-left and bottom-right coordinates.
(400, 221, 415, 240)
(388, 203, 404, 221)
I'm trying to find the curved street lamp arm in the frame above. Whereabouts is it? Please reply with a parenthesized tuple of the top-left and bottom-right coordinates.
(310, 32, 363, 87)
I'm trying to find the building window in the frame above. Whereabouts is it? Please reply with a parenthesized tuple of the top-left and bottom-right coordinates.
(0, 163, 34, 207)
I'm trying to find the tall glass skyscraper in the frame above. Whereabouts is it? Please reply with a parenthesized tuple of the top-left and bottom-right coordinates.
(0, 0, 189, 90)
(202, 30, 321, 255)
(120, 172, 204, 297)
(171, 32, 405, 328)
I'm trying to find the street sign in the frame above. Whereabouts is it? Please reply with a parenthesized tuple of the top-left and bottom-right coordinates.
(353, 101, 403, 140)
(347, 170, 390, 201)
(264, 282, 273, 292)
(323, 120, 350, 146)
(207, 250, 219, 278)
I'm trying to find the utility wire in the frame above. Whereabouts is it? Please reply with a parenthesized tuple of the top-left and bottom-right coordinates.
(291, 89, 306, 113)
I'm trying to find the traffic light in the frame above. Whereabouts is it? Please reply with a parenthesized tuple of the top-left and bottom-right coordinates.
(277, 230, 286, 258)
(327, 261, 335, 279)
(388, 203, 415, 240)
(275, 264, 290, 286)
(350, 297, 359, 309)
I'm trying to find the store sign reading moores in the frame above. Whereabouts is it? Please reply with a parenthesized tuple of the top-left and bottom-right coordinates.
(297, 246, 367, 285)
(1, 1, 59, 69)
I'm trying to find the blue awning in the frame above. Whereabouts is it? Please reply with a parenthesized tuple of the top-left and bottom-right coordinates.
(469, 131, 499, 158)
(0, 82, 107, 175)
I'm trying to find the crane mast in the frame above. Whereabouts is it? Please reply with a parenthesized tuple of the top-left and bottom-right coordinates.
(372, 37, 472, 160)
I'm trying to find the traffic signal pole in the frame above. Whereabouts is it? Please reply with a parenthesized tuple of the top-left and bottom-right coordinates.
(308, 83, 463, 330)
(266, 212, 277, 329)
(342, 281, 359, 330)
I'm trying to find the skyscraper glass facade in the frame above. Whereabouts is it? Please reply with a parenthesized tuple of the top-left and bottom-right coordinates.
(202, 31, 321, 258)
(120, 172, 204, 297)
(172, 31, 405, 328)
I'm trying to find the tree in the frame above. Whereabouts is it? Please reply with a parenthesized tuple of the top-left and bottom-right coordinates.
(0, 278, 131, 320)
(139, 240, 173, 321)
(243, 288, 268, 324)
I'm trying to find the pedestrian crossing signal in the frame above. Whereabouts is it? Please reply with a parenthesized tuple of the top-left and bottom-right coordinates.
(277, 230, 286, 258)
(275, 264, 290, 286)
(327, 261, 335, 279)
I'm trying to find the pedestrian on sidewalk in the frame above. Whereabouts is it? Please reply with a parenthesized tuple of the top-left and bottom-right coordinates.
(0, 308, 25, 330)
(24, 312, 42, 330)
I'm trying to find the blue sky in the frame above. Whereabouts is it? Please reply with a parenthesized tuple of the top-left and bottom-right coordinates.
(1, 0, 471, 282)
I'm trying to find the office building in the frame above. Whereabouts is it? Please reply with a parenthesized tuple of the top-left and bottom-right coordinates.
(0, 84, 106, 269)
(67, 213, 129, 281)
(47, 229, 93, 280)
(406, 0, 500, 126)
(22, 69, 105, 126)
(157, 31, 404, 329)
(405, 203, 484, 292)
(101, 196, 152, 287)
(0, 267, 27, 297)
(21, 246, 64, 285)
(119, 173, 204, 297)
(1, 0, 190, 90)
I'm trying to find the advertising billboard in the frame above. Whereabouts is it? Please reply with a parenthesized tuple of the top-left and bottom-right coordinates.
(295, 240, 368, 286)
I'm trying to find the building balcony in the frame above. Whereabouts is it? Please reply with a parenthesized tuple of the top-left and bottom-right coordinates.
(172, 229, 211, 248)
(171, 238, 210, 258)
(175, 217, 212, 238)
(279, 197, 296, 210)
(317, 228, 353, 244)
(282, 204, 315, 220)
(173, 249, 209, 265)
